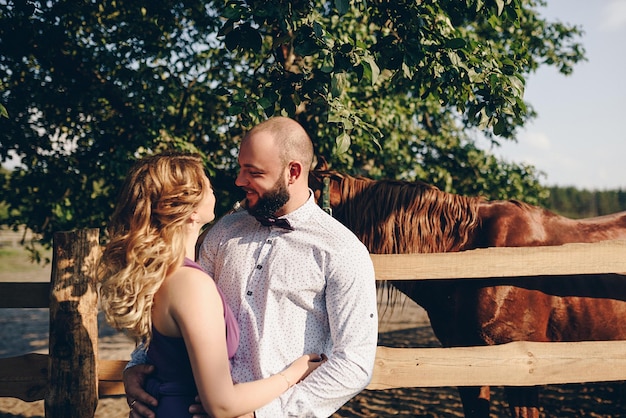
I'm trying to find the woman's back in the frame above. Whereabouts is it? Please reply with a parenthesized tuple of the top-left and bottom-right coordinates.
(146, 258, 240, 417)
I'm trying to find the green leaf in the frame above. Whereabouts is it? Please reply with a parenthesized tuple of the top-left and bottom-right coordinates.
(280, 94, 296, 116)
(361, 55, 380, 86)
(215, 87, 230, 96)
(335, 0, 349, 14)
(239, 26, 262, 52)
(448, 51, 462, 67)
(336, 131, 351, 154)
(495, 0, 505, 15)
(313, 22, 324, 37)
(327, 113, 342, 123)
(223, 2, 245, 20)
(225, 29, 241, 51)
(478, 108, 490, 129)
(262, 89, 279, 104)
(294, 26, 320, 56)
(331, 72, 347, 98)
(258, 97, 273, 109)
(228, 105, 243, 115)
(321, 52, 335, 73)
(508, 74, 525, 96)
(445, 38, 466, 49)
(493, 117, 506, 136)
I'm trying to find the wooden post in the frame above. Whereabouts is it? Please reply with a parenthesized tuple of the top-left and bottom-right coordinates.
(45, 229, 100, 418)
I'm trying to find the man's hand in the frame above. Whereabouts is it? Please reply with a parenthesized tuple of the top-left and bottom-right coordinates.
(124, 364, 158, 418)
(189, 395, 208, 418)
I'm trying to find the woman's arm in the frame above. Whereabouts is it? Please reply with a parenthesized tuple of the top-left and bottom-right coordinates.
(169, 269, 320, 418)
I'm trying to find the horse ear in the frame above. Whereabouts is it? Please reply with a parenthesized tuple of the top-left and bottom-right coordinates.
(313, 155, 329, 171)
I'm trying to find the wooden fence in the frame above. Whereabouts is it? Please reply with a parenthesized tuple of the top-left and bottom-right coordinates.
(1, 229, 626, 417)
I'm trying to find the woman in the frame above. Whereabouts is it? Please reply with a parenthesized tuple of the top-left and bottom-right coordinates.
(99, 153, 322, 417)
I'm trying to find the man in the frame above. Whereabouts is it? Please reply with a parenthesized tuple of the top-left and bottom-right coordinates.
(124, 116, 378, 417)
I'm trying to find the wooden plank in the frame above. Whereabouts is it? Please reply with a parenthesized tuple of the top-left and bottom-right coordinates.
(0, 282, 50, 308)
(97, 340, 626, 394)
(98, 360, 127, 397)
(0, 356, 127, 401)
(0, 353, 48, 401)
(6, 343, 626, 402)
(367, 340, 626, 389)
(371, 239, 626, 281)
(89, 340, 626, 395)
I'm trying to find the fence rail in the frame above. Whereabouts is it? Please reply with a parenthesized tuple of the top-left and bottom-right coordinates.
(1, 230, 626, 417)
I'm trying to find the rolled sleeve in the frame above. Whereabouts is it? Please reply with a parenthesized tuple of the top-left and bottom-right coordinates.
(256, 245, 378, 417)
(125, 343, 148, 370)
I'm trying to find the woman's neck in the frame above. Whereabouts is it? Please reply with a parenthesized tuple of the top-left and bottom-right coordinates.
(184, 224, 202, 260)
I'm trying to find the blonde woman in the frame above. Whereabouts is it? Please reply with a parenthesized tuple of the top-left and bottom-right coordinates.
(99, 153, 322, 417)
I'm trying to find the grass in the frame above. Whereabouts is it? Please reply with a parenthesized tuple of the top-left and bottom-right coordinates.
(0, 246, 47, 270)
(0, 229, 51, 282)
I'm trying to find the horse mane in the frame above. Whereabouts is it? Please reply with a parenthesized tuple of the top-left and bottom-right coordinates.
(330, 173, 483, 254)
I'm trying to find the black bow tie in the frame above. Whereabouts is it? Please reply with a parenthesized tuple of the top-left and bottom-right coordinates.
(255, 216, 294, 230)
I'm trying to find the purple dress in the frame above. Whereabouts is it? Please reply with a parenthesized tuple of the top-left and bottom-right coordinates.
(145, 258, 240, 417)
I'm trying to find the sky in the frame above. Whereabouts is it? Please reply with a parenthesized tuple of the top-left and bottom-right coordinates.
(485, 0, 626, 190)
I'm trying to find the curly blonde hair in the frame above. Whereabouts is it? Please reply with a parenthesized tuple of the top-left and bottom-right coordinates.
(99, 152, 207, 345)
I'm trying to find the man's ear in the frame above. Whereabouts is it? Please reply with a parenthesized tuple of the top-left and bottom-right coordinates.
(288, 162, 303, 183)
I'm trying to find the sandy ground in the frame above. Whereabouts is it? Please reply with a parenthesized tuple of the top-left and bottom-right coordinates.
(1, 282, 625, 417)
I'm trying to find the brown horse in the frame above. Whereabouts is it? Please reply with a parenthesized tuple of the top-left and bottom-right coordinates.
(309, 169, 626, 418)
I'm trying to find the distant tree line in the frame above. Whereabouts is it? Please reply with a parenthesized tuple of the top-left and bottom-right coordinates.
(544, 187, 626, 219)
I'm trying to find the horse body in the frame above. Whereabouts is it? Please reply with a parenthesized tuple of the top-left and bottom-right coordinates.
(310, 170, 626, 418)
(475, 200, 626, 247)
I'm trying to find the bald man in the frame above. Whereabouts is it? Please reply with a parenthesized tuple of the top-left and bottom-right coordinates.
(125, 117, 378, 418)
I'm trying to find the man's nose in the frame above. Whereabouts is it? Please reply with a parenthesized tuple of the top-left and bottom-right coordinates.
(235, 171, 245, 186)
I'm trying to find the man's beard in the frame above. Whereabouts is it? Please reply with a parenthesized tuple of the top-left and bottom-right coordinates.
(247, 178, 290, 218)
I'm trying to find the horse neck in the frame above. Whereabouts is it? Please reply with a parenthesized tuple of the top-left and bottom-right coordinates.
(334, 177, 481, 254)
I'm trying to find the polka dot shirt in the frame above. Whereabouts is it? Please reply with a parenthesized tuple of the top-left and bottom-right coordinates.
(199, 193, 378, 417)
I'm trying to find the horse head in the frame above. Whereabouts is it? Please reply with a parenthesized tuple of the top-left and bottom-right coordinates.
(309, 167, 482, 254)
(308, 168, 347, 213)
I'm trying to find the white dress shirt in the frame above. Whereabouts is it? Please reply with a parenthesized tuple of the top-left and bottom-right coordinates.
(199, 192, 378, 418)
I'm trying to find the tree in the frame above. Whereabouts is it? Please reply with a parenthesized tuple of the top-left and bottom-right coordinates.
(0, 0, 585, 246)
(546, 186, 626, 218)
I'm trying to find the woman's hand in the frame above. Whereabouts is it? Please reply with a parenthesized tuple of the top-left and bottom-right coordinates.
(284, 353, 327, 387)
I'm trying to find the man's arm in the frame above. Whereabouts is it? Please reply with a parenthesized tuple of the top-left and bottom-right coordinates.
(127, 343, 148, 368)
(124, 344, 159, 418)
(256, 244, 379, 417)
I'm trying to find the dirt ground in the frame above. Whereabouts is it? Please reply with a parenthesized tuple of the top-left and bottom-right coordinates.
(1, 289, 625, 417)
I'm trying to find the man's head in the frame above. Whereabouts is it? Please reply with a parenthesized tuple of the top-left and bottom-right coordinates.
(235, 117, 314, 218)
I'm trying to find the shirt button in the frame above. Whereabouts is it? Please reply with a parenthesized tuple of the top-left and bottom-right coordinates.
(256, 264, 262, 269)
(247, 291, 253, 296)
